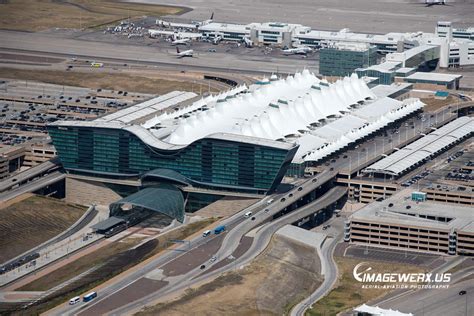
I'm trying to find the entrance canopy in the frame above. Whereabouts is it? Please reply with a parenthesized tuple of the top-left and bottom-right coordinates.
(91, 216, 125, 232)
(110, 185, 185, 222)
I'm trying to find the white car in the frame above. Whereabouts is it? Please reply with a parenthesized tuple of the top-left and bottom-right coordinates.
(244, 211, 252, 218)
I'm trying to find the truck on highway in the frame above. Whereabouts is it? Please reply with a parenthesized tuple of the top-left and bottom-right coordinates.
(213, 225, 226, 234)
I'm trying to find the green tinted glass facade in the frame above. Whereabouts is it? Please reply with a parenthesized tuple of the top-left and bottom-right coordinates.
(48, 126, 297, 193)
(320, 46, 378, 77)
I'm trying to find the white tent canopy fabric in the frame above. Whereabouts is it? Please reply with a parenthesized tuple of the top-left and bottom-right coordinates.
(167, 70, 374, 144)
(159, 70, 424, 164)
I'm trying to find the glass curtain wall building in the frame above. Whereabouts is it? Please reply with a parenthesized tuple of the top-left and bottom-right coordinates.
(319, 43, 378, 77)
(48, 123, 297, 194)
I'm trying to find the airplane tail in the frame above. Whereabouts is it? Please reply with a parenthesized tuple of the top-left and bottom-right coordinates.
(210, 12, 214, 20)
(176, 47, 180, 54)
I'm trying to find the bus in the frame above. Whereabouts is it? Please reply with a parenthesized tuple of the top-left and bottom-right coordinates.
(214, 225, 226, 234)
(83, 291, 97, 302)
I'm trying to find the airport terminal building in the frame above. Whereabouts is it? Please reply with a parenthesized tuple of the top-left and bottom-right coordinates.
(48, 89, 296, 195)
(50, 71, 425, 187)
(163, 19, 474, 68)
(48, 71, 426, 221)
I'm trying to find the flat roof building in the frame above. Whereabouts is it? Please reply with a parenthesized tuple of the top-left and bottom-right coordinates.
(403, 72, 463, 90)
(365, 116, 474, 177)
(345, 190, 474, 255)
(320, 42, 378, 77)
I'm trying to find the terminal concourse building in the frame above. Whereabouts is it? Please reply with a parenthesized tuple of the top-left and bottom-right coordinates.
(48, 71, 425, 221)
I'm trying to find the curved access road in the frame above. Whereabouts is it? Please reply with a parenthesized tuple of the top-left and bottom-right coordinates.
(291, 229, 341, 316)
(108, 186, 347, 315)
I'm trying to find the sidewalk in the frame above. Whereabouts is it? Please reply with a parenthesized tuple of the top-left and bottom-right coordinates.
(0, 206, 109, 287)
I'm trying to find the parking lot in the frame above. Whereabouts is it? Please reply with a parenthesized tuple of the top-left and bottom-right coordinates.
(0, 80, 152, 146)
(344, 244, 441, 267)
(420, 144, 474, 193)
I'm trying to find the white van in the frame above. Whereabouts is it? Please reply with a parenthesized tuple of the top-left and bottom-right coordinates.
(69, 296, 80, 305)
(202, 230, 211, 237)
(244, 211, 252, 218)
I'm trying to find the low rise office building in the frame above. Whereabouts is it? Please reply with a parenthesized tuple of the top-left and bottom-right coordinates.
(320, 42, 378, 77)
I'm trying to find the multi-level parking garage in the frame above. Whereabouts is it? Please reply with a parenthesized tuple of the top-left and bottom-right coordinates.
(345, 190, 474, 256)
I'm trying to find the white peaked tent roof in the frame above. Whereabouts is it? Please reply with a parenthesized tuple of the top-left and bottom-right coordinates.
(167, 71, 375, 145)
(160, 70, 424, 164)
(300, 98, 424, 163)
(354, 304, 413, 316)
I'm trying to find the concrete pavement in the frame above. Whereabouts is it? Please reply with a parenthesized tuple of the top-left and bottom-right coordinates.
(291, 216, 345, 316)
(379, 278, 473, 316)
(107, 186, 346, 315)
(0, 31, 317, 75)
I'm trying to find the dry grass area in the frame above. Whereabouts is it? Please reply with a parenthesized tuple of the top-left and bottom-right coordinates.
(0, 67, 205, 95)
(18, 238, 140, 291)
(0, 0, 185, 32)
(421, 95, 457, 112)
(194, 197, 259, 218)
(137, 235, 323, 316)
(0, 195, 86, 263)
(10, 218, 217, 315)
(307, 257, 426, 316)
(19, 218, 217, 292)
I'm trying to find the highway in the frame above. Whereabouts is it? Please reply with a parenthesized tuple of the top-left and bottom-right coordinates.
(104, 186, 347, 316)
(0, 171, 65, 202)
(0, 158, 60, 193)
(46, 196, 272, 316)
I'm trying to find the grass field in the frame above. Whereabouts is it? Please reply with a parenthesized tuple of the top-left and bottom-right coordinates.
(0, 195, 86, 263)
(13, 218, 217, 315)
(0, 0, 185, 32)
(19, 218, 217, 292)
(137, 235, 322, 316)
(421, 95, 457, 112)
(307, 257, 426, 316)
(0, 67, 216, 95)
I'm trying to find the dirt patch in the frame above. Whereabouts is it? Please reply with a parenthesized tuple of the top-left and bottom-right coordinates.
(308, 257, 426, 316)
(0, 195, 86, 263)
(17, 238, 140, 292)
(421, 95, 457, 112)
(136, 234, 323, 316)
(194, 196, 259, 218)
(0, 0, 185, 32)
(8, 218, 217, 315)
(0, 67, 209, 95)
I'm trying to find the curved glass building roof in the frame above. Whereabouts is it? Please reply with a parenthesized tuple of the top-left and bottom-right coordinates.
(110, 185, 185, 222)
